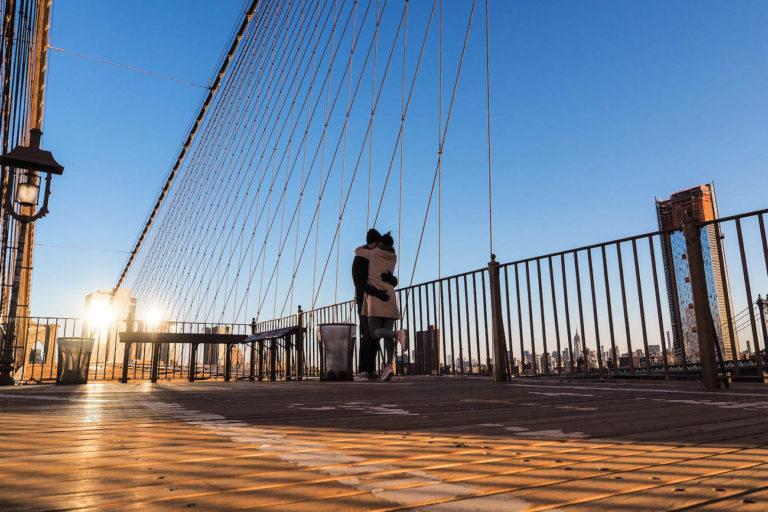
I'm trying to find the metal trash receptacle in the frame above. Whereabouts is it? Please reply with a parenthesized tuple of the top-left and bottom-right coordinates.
(318, 323, 355, 381)
(56, 337, 95, 384)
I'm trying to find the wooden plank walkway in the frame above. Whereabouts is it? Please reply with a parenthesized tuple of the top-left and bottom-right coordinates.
(2, 378, 768, 511)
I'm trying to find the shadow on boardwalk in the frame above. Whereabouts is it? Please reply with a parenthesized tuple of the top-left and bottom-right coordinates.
(1, 378, 767, 511)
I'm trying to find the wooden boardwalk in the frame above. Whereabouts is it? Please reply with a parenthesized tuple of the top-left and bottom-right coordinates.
(2, 377, 768, 511)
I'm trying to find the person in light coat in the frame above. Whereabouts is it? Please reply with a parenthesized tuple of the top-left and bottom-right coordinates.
(354, 232, 405, 381)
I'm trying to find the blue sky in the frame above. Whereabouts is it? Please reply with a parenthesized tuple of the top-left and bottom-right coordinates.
(32, 0, 768, 317)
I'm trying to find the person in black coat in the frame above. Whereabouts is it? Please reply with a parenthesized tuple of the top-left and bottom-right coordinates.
(352, 229, 396, 377)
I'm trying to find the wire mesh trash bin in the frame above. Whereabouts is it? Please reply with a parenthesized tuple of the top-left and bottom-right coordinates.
(56, 337, 95, 384)
(318, 323, 355, 381)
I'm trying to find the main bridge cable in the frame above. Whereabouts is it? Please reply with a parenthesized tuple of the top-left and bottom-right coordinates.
(121, 0, 268, 306)
(167, 0, 354, 322)
(182, 0, 350, 322)
(127, 1, 278, 307)
(210, 0, 379, 322)
(113, 0, 263, 293)
(127, 1, 271, 299)
(133, 0, 309, 315)
(145, 0, 314, 318)
(162, 0, 342, 322)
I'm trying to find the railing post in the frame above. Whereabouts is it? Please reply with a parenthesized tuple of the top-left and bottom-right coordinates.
(120, 342, 131, 383)
(150, 343, 160, 383)
(284, 335, 292, 381)
(296, 306, 304, 381)
(119, 307, 135, 383)
(249, 317, 256, 381)
(258, 340, 265, 381)
(224, 343, 232, 382)
(488, 255, 509, 382)
(683, 221, 720, 389)
(269, 338, 277, 381)
(188, 343, 198, 382)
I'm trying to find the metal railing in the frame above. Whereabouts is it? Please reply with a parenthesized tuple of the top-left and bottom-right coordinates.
(250, 207, 768, 383)
(8, 208, 768, 384)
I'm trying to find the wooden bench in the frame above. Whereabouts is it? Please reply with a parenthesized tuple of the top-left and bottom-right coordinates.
(118, 326, 304, 383)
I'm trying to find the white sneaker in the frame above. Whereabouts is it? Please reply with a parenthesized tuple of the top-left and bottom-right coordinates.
(354, 372, 372, 381)
(381, 365, 393, 381)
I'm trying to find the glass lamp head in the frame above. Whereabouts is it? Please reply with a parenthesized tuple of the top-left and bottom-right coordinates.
(15, 176, 39, 207)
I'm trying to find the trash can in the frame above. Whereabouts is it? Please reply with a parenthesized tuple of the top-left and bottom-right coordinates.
(56, 337, 95, 384)
(318, 323, 355, 381)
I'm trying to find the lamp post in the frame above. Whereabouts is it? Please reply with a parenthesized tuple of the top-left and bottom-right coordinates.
(0, 128, 63, 385)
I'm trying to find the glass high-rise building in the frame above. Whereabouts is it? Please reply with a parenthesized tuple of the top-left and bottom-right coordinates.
(656, 184, 738, 363)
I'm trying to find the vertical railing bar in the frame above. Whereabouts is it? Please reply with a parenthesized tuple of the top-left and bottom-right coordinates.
(587, 248, 604, 372)
(713, 221, 738, 374)
(410, 284, 417, 370)
(760, 214, 768, 277)
(600, 245, 617, 376)
(456, 277, 464, 374)
(574, 251, 588, 375)
(663, 230, 688, 375)
(560, 255, 574, 374)
(447, 278, 455, 374)
(463, 275, 473, 373)
(525, 261, 537, 374)
(438, 280, 447, 373)
(736, 218, 763, 375)
(616, 242, 634, 373)
(92, 324, 103, 381)
(536, 259, 549, 374)
(648, 235, 670, 378)
(481, 271, 490, 372)
(547, 257, 562, 374)
(503, 265, 514, 375)
(472, 273, 481, 374)
(632, 238, 651, 375)
(515, 263, 524, 375)
(111, 319, 122, 380)
(419, 285, 426, 373)
(53, 318, 67, 380)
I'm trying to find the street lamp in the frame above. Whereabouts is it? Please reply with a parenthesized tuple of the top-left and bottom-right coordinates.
(0, 128, 63, 385)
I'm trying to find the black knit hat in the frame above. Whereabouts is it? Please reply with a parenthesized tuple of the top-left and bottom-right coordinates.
(366, 228, 382, 244)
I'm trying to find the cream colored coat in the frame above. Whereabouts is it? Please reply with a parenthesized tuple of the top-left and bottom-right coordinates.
(355, 246, 401, 319)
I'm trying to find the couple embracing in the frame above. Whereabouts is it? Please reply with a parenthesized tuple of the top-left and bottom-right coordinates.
(352, 228, 406, 381)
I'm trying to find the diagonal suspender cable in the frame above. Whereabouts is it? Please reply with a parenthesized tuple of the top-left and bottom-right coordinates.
(389, 0, 477, 328)
(249, 0, 398, 319)
(184, 0, 325, 321)
(307, 0, 436, 312)
(128, 0, 282, 309)
(200, 0, 362, 322)
(128, 1, 273, 301)
(113, 0, 261, 292)
(231, 0, 379, 321)
(438, 0, 443, 280)
(159, 0, 316, 318)
(397, 0, 407, 275)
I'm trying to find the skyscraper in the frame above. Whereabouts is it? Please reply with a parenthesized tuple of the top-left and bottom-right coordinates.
(656, 184, 738, 362)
